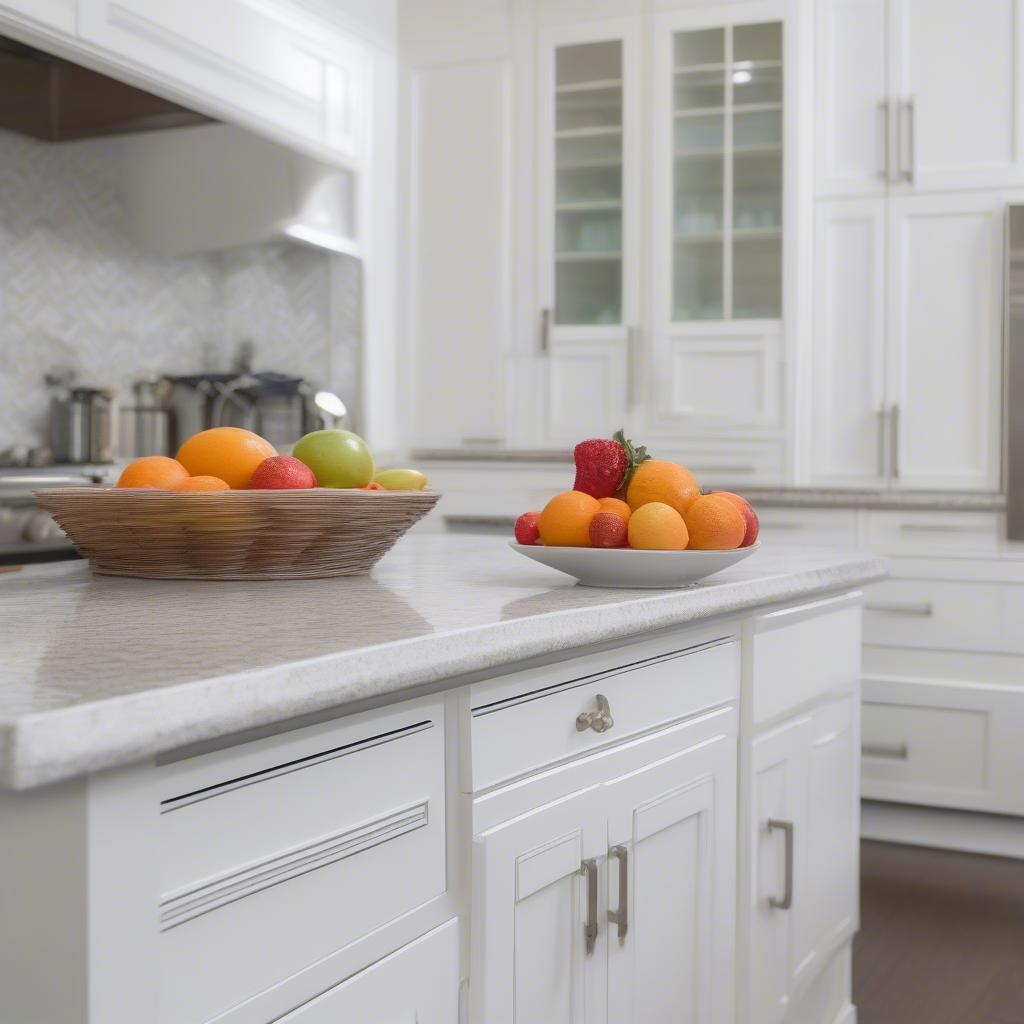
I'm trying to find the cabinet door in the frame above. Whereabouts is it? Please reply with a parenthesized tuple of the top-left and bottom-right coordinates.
(78, 0, 325, 143)
(0, 0, 74, 33)
(793, 697, 859, 991)
(471, 786, 606, 1024)
(815, 0, 890, 196)
(890, 0, 1024, 190)
(886, 192, 1004, 490)
(745, 715, 810, 1024)
(537, 20, 641, 443)
(605, 733, 737, 1024)
(277, 921, 459, 1023)
(408, 60, 510, 449)
(810, 198, 888, 486)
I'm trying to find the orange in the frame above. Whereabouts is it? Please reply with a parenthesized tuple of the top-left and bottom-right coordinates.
(626, 460, 701, 516)
(683, 494, 746, 550)
(538, 490, 600, 547)
(597, 497, 632, 523)
(172, 475, 231, 492)
(176, 427, 277, 490)
(117, 456, 190, 489)
(627, 502, 688, 550)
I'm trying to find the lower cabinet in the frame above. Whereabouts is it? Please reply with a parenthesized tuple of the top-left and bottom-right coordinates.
(276, 921, 459, 1022)
(472, 728, 737, 1024)
(744, 695, 859, 1024)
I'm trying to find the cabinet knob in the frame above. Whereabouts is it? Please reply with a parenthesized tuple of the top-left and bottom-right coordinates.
(576, 693, 614, 733)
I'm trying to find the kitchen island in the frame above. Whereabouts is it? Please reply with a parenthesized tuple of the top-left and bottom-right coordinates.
(0, 536, 886, 1024)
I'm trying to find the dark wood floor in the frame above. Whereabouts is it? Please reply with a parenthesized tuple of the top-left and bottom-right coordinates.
(854, 840, 1024, 1024)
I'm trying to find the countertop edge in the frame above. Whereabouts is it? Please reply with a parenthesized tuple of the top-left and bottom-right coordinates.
(0, 555, 888, 791)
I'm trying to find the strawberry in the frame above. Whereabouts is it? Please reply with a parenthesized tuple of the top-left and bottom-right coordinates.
(573, 428, 650, 500)
(589, 512, 628, 548)
(514, 511, 542, 545)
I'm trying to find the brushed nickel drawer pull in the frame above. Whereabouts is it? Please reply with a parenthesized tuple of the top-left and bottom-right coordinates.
(900, 523, 982, 533)
(767, 818, 794, 910)
(865, 601, 934, 617)
(862, 742, 909, 760)
(576, 693, 614, 733)
(608, 845, 628, 941)
(581, 858, 598, 955)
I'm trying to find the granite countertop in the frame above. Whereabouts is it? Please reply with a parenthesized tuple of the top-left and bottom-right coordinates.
(0, 536, 886, 790)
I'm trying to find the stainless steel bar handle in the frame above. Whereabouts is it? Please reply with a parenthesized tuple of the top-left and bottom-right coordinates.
(880, 401, 888, 477)
(608, 845, 628, 941)
(877, 99, 891, 181)
(539, 307, 552, 355)
(865, 600, 933, 616)
(903, 98, 915, 184)
(576, 693, 614, 733)
(890, 403, 900, 479)
(767, 818, 794, 910)
(862, 742, 909, 760)
(581, 858, 598, 955)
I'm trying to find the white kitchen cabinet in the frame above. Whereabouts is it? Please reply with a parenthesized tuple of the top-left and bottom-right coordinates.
(0, 0, 75, 34)
(471, 785, 607, 1024)
(407, 59, 511, 449)
(536, 19, 641, 444)
(276, 921, 459, 1023)
(748, 714, 810, 1024)
(886, 192, 1004, 490)
(605, 732, 737, 1024)
(815, 0, 889, 197)
(817, 0, 1024, 196)
(812, 191, 1006, 491)
(810, 198, 888, 485)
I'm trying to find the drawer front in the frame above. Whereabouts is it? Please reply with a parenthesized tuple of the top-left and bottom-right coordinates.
(862, 701, 987, 790)
(755, 507, 859, 548)
(750, 592, 863, 725)
(470, 637, 740, 791)
(278, 921, 459, 1023)
(861, 678, 1024, 814)
(865, 511, 1001, 555)
(863, 578, 1024, 654)
(158, 700, 447, 1024)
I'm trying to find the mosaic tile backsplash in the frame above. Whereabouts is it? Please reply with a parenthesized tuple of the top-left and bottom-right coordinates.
(0, 128, 357, 451)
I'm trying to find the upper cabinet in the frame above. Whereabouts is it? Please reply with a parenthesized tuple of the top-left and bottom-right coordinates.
(817, 0, 1024, 196)
(0, 0, 75, 34)
(536, 19, 641, 444)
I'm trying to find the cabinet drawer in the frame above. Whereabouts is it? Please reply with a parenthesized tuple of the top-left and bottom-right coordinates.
(277, 921, 459, 1022)
(755, 507, 859, 548)
(158, 700, 447, 1024)
(862, 701, 987, 792)
(861, 678, 1024, 814)
(863, 578, 1024, 654)
(750, 592, 862, 724)
(470, 635, 739, 791)
(865, 511, 1001, 555)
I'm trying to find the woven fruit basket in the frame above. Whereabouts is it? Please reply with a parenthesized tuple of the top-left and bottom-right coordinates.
(34, 487, 440, 581)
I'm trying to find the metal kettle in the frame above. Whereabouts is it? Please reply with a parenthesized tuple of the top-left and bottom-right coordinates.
(48, 380, 115, 464)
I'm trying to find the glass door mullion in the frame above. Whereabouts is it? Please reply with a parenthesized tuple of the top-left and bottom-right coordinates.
(723, 25, 734, 321)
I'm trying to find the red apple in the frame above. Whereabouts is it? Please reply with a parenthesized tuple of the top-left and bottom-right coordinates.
(249, 455, 317, 489)
(712, 491, 759, 547)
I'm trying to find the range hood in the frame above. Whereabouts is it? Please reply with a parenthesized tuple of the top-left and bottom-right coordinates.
(0, 36, 210, 140)
(122, 123, 359, 257)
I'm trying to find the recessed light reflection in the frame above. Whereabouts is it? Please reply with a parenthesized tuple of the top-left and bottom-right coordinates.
(732, 70, 753, 85)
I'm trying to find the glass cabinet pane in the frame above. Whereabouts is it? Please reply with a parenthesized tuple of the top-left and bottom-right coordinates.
(671, 21, 783, 322)
(554, 40, 624, 325)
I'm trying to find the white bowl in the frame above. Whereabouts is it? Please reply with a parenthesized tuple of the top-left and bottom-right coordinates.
(509, 541, 760, 588)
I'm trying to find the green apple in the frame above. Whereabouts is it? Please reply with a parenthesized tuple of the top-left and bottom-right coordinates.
(292, 429, 374, 488)
(373, 468, 428, 491)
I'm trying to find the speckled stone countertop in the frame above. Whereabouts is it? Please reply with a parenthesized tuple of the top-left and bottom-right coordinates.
(0, 536, 886, 790)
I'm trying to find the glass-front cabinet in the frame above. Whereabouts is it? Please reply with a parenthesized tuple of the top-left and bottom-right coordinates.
(537, 21, 640, 443)
(532, 7, 793, 469)
(673, 22, 783, 321)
